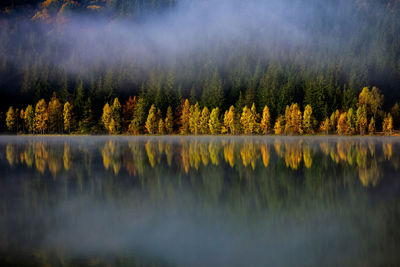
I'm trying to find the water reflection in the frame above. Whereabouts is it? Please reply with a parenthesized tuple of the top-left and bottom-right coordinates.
(1, 136, 400, 266)
(4, 137, 397, 188)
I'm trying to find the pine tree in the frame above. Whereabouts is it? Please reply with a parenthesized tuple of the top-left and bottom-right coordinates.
(179, 99, 190, 135)
(240, 106, 251, 134)
(145, 105, 158, 134)
(102, 103, 113, 134)
(303, 104, 313, 134)
(250, 103, 260, 134)
(209, 107, 221, 134)
(165, 106, 174, 134)
(24, 105, 35, 134)
(5, 106, 16, 132)
(199, 106, 210, 134)
(63, 102, 72, 134)
(260, 105, 271, 134)
(128, 97, 147, 135)
(34, 99, 48, 134)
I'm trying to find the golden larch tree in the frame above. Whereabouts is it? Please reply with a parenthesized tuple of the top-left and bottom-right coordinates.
(303, 104, 313, 134)
(274, 115, 285, 135)
(383, 113, 393, 135)
(189, 102, 201, 134)
(165, 106, 174, 134)
(63, 102, 72, 134)
(6, 106, 16, 132)
(101, 103, 113, 134)
(179, 99, 191, 135)
(24, 105, 35, 134)
(337, 112, 347, 135)
(48, 93, 63, 133)
(34, 99, 48, 134)
(209, 107, 221, 134)
(260, 105, 271, 134)
(199, 106, 210, 134)
(145, 105, 158, 134)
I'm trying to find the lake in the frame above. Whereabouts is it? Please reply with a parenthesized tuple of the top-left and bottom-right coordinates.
(0, 136, 399, 266)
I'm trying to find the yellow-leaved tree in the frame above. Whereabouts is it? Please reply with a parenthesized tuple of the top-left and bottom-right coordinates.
(356, 105, 368, 135)
(274, 115, 285, 135)
(165, 106, 174, 134)
(260, 105, 271, 134)
(48, 93, 63, 133)
(199, 106, 210, 134)
(209, 107, 221, 134)
(189, 102, 201, 134)
(337, 112, 347, 135)
(24, 105, 35, 134)
(383, 113, 393, 135)
(101, 103, 112, 134)
(368, 117, 375, 135)
(179, 99, 191, 135)
(6, 106, 16, 132)
(34, 99, 48, 134)
(303, 104, 313, 134)
(63, 102, 72, 134)
(145, 104, 158, 134)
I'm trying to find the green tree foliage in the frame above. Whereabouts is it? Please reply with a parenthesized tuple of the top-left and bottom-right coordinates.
(346, 108, 356, 135)
(165, 106, 174, 134)
(303, 104, 313, 134)
(356, 105, 368, 135)
(24, 105, 35, 134)
(189, 102, 201, 134)
(6, 106, 16, 132)
(48, 93, 63, 133)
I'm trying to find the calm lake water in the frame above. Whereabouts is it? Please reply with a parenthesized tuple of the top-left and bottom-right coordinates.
(0, 136, 400, 266)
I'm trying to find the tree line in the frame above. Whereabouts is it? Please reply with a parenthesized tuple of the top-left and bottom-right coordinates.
(4, 86, 398, 135)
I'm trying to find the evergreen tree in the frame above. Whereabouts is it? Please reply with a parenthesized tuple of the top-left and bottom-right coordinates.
(111, 97, 122, 133)
(24, 105, 35, 134)
(128, 97, 147, 134)
(201, 71, 224, 109)
(356, 105, 367, 135)
(48, 92, 63, 133)
(346, 108, 356, 135)
(337, 112, 347, 135)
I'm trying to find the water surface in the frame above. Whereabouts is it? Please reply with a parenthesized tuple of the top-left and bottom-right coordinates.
(1, 136, 400, 266)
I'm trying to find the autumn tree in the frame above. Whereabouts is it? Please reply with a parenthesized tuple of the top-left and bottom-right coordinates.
(368, 117, 375, 135)
(337, 112, 347, 135)
(189, 102, 201, 134)
(6, 106, 16, 132)
(240, 104, 259, 134)
(48, 93, 63, 133)
(303, 104, 313, 134)
(200, 106, 210, 134)
(260, 105, 271, 134)
(274, 115, 285, 135)
(122, 96, 137, 128)
(24, 105, 35, 134)
(158, 119, 165, 134)
(111, 98, 122, 133)
(329, 110, 340, 133)
(128, 97, 147, 135)
(356, 105, 367, 135)
(209, 107, 221, 134)
(34, 99, 48, 134)
(225, 105, 236, 134)
(346, 108, 356, 135)
(383, 113, 393, 135)
(145, 105, 158, 134)
(102, 103, 113, 134)
(319, 118, 330, 134)
(179, 99, 191, 135)
(284, 103, 302, 135)
(63, 102, 72, 134)
(165, 106, 174, 134)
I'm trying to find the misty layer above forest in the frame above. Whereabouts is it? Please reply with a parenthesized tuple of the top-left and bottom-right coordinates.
(0, 0, 400, 132)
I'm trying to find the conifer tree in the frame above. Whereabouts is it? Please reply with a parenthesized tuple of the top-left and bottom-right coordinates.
(222, 110, 229, 134)
(250, 103, 260, 133)
(319, 118, 330, 134)
(179, 99, 191, 135)
(63, 102, 72, 134)
(128, 97, 147, 135)
(209, 107, 221, 134)
(123, 96, 136, 128)
(199, 106, 210, 134)
(260, 105, 271, 134)
(226, 105, 236, 134)
(145, 105, 158, 134)
(240, 106, 251, 134)
(6, 106, 16, 132)
(303, 105, 313, 134)
(34, 99, 48, 134)
(165, 106, 174, 134)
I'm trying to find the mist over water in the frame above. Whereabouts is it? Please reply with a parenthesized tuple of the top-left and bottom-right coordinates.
(1, 136, 400, 266)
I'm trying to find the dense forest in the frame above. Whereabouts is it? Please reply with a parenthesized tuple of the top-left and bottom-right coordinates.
(1, 0, 400, 134)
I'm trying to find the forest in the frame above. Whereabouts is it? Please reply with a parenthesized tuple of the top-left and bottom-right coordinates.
(1, 0, 400, 135)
